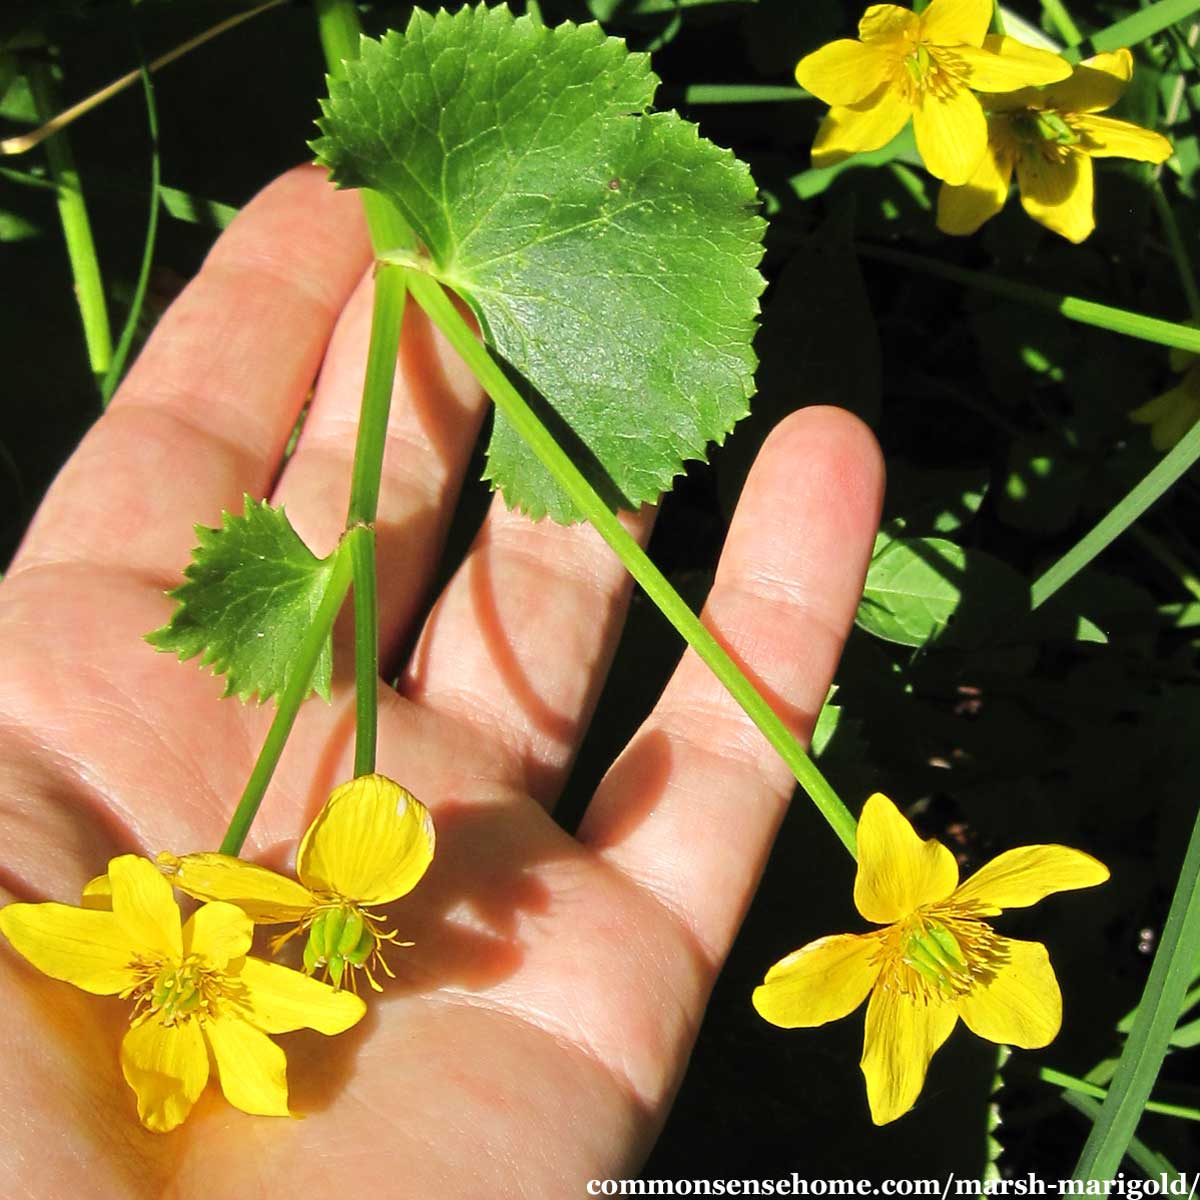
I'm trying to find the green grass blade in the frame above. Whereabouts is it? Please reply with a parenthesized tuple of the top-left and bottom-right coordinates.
(1072, 802, 1200, 1180)
(858, 245, 1200, 354)
(1031, 419, 1200, 606)
(101, 62, 160, 406)
(1087, 0, 1200, 55)
(1062, 1094, 1181, 1180)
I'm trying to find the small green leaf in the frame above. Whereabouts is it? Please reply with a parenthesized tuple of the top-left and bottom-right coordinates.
(858, 535, 1029, 649)
(314, 5, 765, 521)
(147, 497, 338, 704)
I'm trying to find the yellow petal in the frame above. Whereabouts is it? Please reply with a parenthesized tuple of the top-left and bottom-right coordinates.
(912, 85, 988, 185)
(236, 956, 367, 1035)
(1075, 115, 1173, 163)
(1044, 49, 1133, 113)
(120, 1015, 209, 1133)
(0, 902, 138, 994)
(109, 855, 182, 961)
(752, 934, 883, 1028)
(812, 88, 912, 167)
(298, 774, 436, 905)
(1018, 148, 1094, 243)
(936, 128, 1015, 236)
(158, 851, 313, 923)
(919, 0, 991, 48)
(854, 794, 959, 924)
(957, 937, 1061, 1047)
(205, 1014, 290, 1118)
(858, 5, 919, 43)
(953, 40, 1071, 91)
(183, 902, 254, 970)
(81, 874, 112, 910)
(796, 39, 894, 106)
(860, 981, 958, 1125)
(952, 845, 1109, 914)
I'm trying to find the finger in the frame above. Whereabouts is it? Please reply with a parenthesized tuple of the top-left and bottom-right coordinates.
(9, 165, 371, 581)
(400, 498, 654, 808)
(577, 407, 884, 961)
(271, 271, 487, 661)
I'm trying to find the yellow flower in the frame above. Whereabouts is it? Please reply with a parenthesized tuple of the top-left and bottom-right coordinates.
(159, 773, 435, 993)
(752, 794, 1109, 1125)
(938, 46, 1173, 242)
(0, 856, 365, 1132)
(1130, 362, 1200, 450)
(796, 1, 1070, 185)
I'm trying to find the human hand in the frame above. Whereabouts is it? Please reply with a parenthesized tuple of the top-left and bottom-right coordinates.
(0, 165, 883, 1197)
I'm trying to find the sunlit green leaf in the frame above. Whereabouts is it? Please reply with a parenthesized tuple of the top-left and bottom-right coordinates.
(314, 4, 765, 521)
(146, 497, 336, 704)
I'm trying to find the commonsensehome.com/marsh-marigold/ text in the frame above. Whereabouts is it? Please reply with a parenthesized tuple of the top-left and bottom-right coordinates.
(585, 1175, 1200, 1199)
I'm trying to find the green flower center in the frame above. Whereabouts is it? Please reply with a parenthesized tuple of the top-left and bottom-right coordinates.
(126, 954, 226, 1026)
(898, 914, 1007, 999)
(302, 904, 379, 990)
(1010, 109, 1080, 160)
(898, 42, 961, 103)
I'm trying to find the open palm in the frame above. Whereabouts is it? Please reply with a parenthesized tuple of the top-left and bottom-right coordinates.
(0, 167, 883, 1198)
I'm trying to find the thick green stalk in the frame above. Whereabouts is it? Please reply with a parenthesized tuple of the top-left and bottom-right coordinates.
(220, 537, 356, 855)
(315, 0, 417, 782)
(27, 60, 113, 391)
(404, 269, 858, 857)
(344, 266, 408, 776)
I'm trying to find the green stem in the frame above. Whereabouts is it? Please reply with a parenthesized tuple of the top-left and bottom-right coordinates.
(404, 269, 858, 858)
(343, 266, 407, 777)
(992, 1, 1007, 35)
(1042, 1067, 1200, 1122)
(1031, 417, 1200, 607)
(349, 527, 379, 777)
(314, 0, 414, 254)
(101, 59, 160, 406)
(1042, 0, 1084, 46)
(27, 59, 113, 391)
(314, 0, 417, 784)
(1151, 183, 1200, 322)
(858, 244, 1200, 356)
(219, 538, 356, 855)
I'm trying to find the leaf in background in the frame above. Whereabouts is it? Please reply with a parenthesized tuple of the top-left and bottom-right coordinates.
(146, 497, 337, 704)
(883, 461, 990, 535)
(996, 435, 1086, 533)
(314, 5, 765, 522)
(857, 534, 1029, 649)
(755, 210, 881, 426)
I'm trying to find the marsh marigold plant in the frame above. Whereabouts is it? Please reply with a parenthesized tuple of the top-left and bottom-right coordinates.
(795, 0, 1070, 185)
(937, 47, 1173, 242)
(753, 794, 1108, 1125)
(159, 773, 435, 992)
(0, 855, 365, 1132)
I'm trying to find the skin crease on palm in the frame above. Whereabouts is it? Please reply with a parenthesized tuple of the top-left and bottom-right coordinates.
(0, 165, 884, 1198)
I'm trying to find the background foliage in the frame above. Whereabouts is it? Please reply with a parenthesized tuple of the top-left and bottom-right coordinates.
(2, 0, 1198, 1180)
